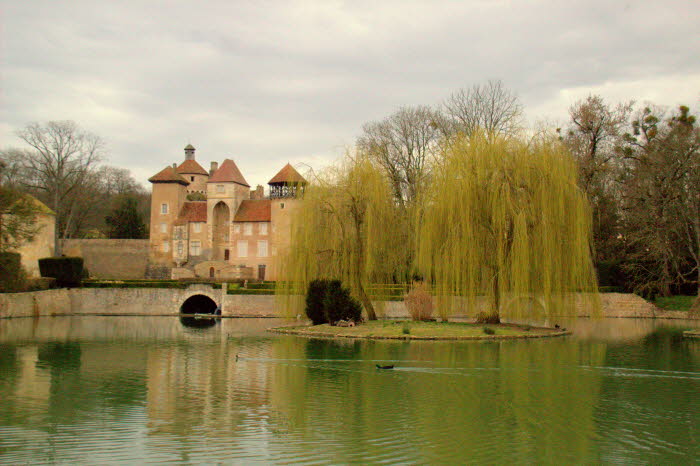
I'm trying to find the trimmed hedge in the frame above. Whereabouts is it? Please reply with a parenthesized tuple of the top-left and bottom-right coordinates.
(38, 257, 84, 288)
(0, 252, 23, 292)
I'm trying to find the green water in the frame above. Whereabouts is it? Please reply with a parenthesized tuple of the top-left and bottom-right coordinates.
(0, 317, 698, 464)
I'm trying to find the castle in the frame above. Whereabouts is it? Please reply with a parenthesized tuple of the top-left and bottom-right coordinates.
(148, 144, 306, 281)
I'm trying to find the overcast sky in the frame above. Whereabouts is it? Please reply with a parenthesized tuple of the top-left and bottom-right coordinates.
(2, 0, 699, 189)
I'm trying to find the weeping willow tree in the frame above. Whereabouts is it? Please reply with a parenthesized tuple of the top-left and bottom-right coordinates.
(417, 133, 599, 322)
(277, 152, 409, 320)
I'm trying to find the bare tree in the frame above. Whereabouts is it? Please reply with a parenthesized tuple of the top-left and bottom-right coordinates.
(16, 121, 104, 254)
(357, 105, 442, 208)
(560, 95, 633, 262)
(620, 105, 700, 297)
(562, 95, 633, 193)
(442, 79, 524, 139)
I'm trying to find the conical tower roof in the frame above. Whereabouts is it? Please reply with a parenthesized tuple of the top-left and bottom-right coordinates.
(268, 163, 307, 185)
(208, 159, 249, 187)
(176, 159, 208, 175)
(148, 165, 189, 185)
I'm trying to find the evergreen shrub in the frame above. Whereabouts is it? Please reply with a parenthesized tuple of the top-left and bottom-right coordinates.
(38, 257, 84, 287)
(324, 280, 362, 324)
(305, 279, 328, 324)
(0, 252, 24, 292)
(305, 279, 363, 325)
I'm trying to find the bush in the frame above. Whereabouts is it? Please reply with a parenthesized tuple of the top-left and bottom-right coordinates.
(305, 279, 363, 325)
(483, 327, 495, 335)
(0, 252, 25, 292)
(475, 311, 501, 324)
(38, 257, 84, 288)
(404, 281, 433, 321)
(324, 280, 362, 325)
(305, 279, 329, 325)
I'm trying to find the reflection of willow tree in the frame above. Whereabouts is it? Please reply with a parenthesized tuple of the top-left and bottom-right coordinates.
(278, 154, 408, 320)
(268, 337, 606, 463)
(418, 134, 599, 321)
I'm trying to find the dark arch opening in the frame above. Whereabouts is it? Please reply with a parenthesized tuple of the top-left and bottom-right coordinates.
(180, 294, 218, 315)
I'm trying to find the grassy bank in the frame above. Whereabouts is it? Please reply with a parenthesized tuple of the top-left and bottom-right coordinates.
(270, 320, 569, 340)
(654, 295, 697, 313)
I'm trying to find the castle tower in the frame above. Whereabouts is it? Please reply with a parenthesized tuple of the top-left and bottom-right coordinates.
(206, 159, 250, 261)
(176, 144, 209, 194)
(148, 165, 189, 264)
(268, 163, 307, 276)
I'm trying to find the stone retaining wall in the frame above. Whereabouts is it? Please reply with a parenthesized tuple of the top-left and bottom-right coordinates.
(0, 288, 694, 320)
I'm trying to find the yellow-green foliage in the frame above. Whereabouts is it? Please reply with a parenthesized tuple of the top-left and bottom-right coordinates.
(276, 152, 409, 319)
(417, 134, 600, 320)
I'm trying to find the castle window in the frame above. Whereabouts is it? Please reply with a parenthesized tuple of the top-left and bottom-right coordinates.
(162, 242, 170, 253)
(257, 240, 268, 257)
(224, 232, 230, 242)
(177, 242, 184, 256)
(233, 223, 241, 234)
(280, 202, 285, 209)
(190, 176, 195, 182)
(237, 240, 248, 258)
(216, 185, 224, 193)
(161, 203, 168, 214)
(193, 222, 202, 233)
(244, 223, 253, 235)
(190, 240, 201, 256)
(259, 223, 268, 235)
(160, 223, 167, 233)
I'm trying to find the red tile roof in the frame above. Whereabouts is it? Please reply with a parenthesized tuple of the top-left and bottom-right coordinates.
(176, 159, 208, 175)
(174, 201, 208, 225)
(208, 159, 249, 186)
(148, 166, 189, 185)
(268, 163, 307, 184)
(233, 200, 271, 222)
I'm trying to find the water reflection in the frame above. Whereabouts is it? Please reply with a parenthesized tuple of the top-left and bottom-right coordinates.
(179, 315, 218, 328)
(0, 317, 698, 463)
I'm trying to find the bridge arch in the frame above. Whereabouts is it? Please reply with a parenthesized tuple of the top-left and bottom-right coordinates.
(180, 294, 219, 314)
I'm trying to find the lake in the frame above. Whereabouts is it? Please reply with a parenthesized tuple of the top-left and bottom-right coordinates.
(0, 316, 698, 464)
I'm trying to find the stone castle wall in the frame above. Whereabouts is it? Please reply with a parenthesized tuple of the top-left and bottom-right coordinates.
(61, 239, 150, 279)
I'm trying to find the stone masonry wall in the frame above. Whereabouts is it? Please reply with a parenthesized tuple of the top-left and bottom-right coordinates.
(0, 289, 692, 320)
(61, 239, 150, 279)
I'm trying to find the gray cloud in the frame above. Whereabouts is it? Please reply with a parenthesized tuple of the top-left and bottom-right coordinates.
(2, 0, 699, 188)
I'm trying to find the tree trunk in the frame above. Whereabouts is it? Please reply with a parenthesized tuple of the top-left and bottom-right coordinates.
(353, 214, 376, 320)
(490, 271, 502, 323)
(53, 193, 61, 256)
(358, 285, 377, 321)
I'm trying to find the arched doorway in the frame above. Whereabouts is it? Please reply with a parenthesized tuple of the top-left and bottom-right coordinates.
(180, 294, 218, 315)
(212, 201, 230, 261)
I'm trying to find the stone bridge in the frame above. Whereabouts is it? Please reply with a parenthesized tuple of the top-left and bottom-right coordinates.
(178, 284, 224, 314)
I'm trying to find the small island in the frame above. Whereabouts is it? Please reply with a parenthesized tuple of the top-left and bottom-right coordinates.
(269, 320, 570, 340)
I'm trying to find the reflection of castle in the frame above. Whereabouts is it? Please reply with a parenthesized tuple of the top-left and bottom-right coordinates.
(148, 145, 306, 280)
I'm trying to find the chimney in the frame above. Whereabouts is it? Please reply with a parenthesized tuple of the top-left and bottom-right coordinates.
(172, 163, 177, 169)
(210, 161, 218, 176)
(184, 144, 195, 161)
